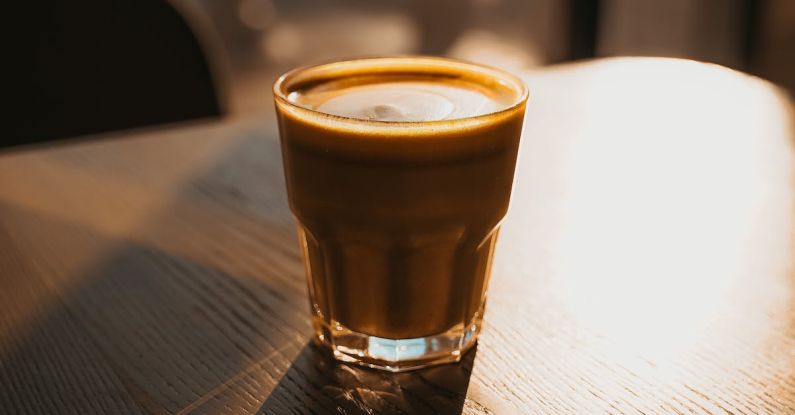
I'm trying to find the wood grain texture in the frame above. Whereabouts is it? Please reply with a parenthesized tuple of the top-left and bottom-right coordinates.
(1, 58, 794, 414)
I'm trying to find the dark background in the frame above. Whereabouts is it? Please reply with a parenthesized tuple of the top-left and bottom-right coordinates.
(9, 0, 795, 146)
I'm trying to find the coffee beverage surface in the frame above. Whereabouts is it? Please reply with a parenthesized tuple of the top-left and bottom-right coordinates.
(289, 78, 516, 122)
(274, 58, 527, 370)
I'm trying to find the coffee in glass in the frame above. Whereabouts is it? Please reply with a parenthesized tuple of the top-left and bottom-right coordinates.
(273, 57, 527, 371)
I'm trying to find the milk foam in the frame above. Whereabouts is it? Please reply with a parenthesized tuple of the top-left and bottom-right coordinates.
(295, 82, 505, 122)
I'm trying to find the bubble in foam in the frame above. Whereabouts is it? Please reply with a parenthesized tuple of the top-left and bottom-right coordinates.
(368, 104, 406, 122)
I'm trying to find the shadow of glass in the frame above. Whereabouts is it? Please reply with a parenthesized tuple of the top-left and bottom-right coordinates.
(0, 201, 306, 414)
(259, 342, 477, 414)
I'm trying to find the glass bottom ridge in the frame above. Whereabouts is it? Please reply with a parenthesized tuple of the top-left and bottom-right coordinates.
(312, 317, 481, 372)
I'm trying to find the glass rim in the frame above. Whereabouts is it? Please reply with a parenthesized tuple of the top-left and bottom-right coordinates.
(272, 56, 529, 128)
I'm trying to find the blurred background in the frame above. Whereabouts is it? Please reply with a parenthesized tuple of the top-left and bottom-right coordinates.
(180, 0, 795, 113)
(10, 0, 795, 146)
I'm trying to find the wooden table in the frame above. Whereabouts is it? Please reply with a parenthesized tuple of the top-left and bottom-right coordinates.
(2, 58, 794, 414)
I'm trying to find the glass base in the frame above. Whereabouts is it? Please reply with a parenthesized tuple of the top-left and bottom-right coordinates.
(313, 318, 482, 372)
